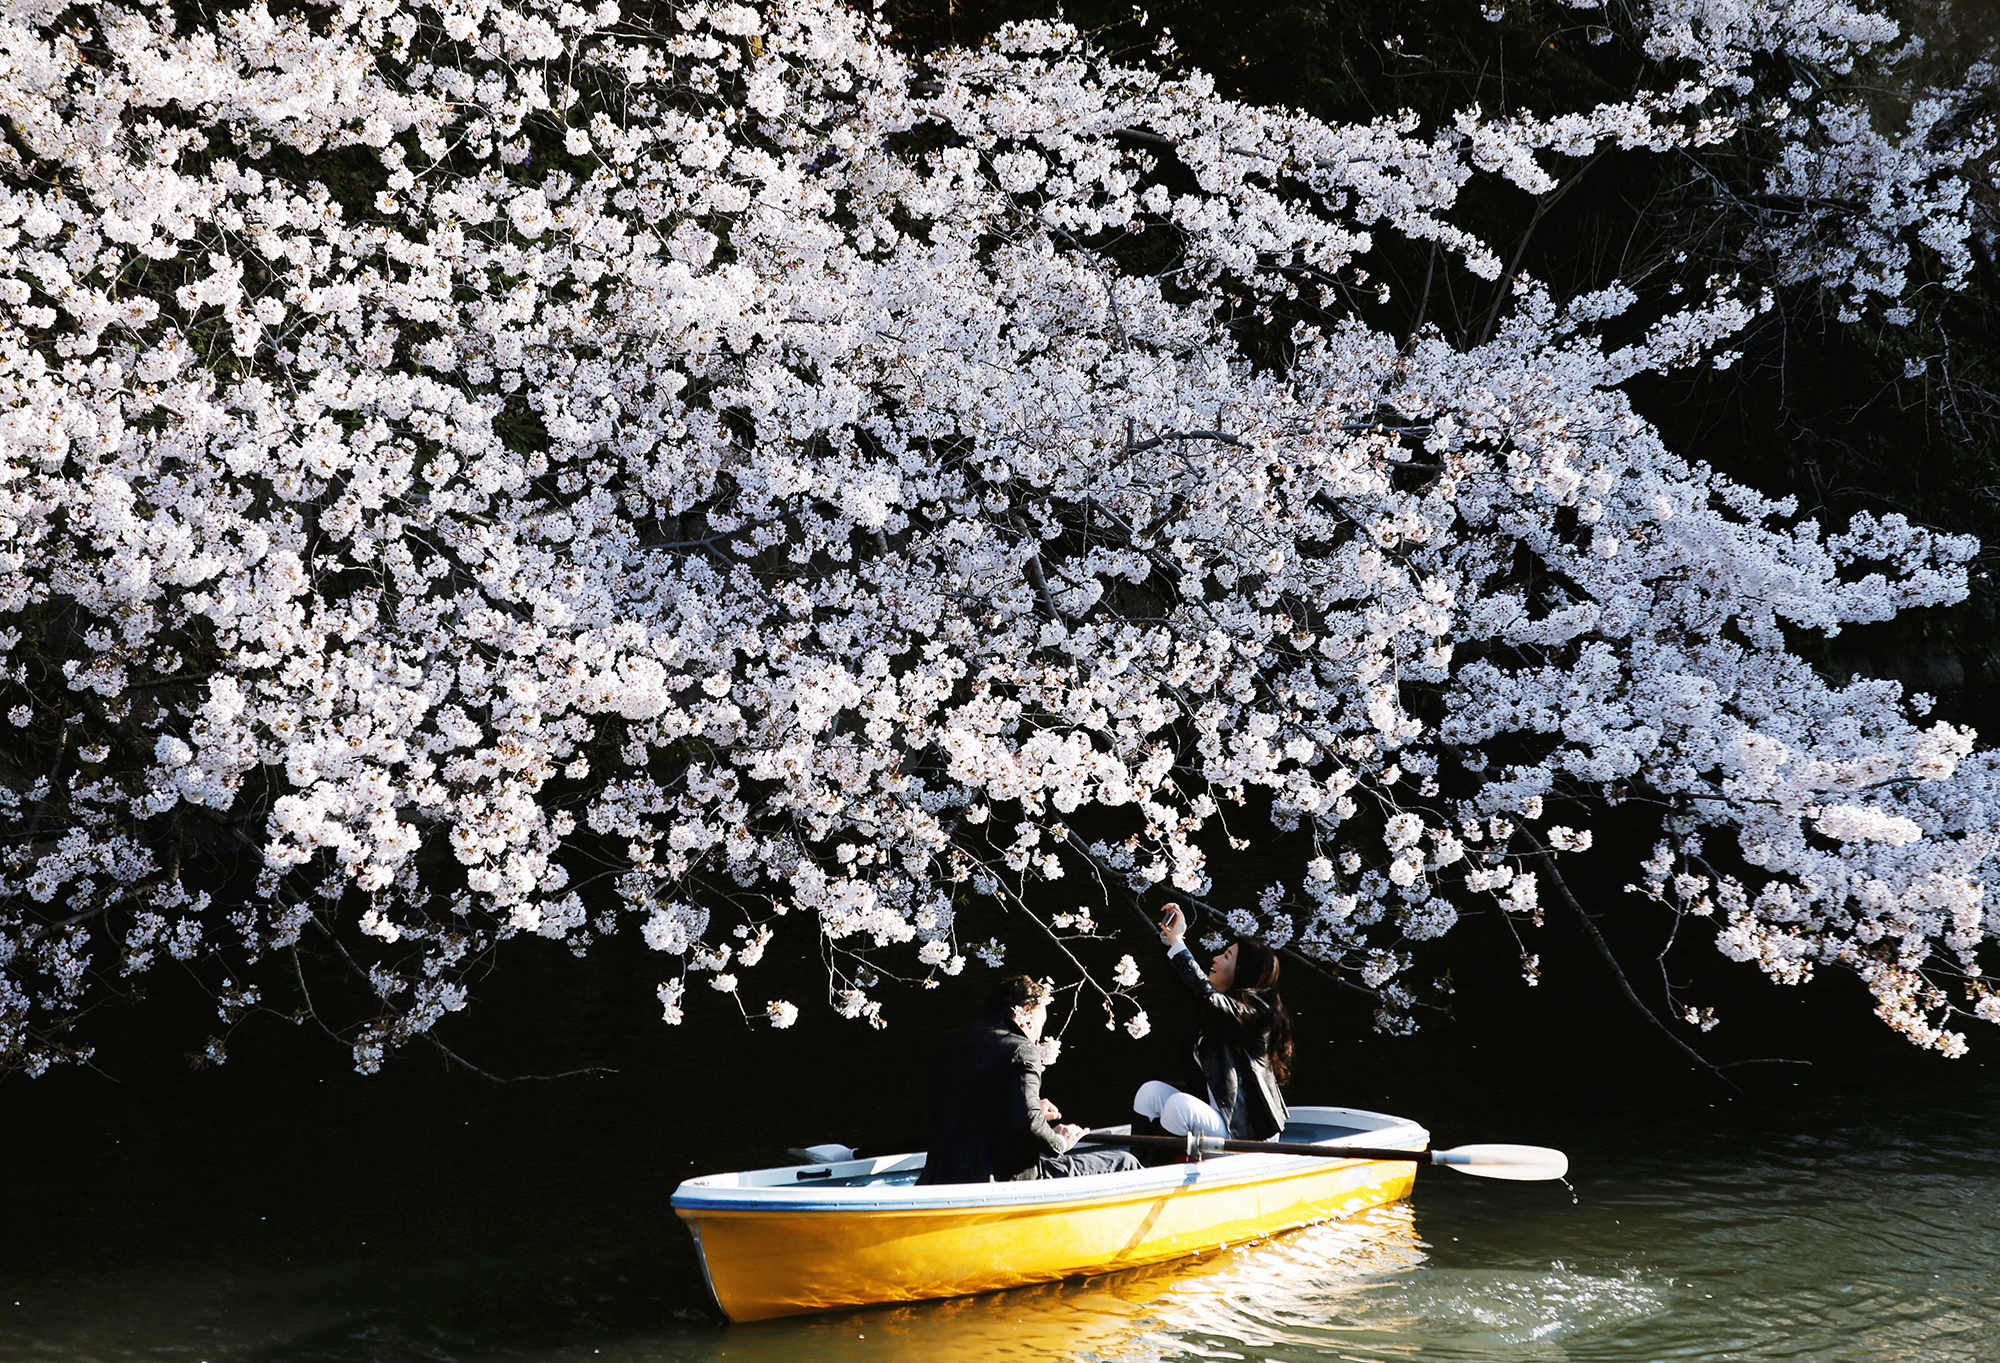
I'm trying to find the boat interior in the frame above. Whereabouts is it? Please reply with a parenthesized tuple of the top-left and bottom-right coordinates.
(728, 1115, 1378, 1191)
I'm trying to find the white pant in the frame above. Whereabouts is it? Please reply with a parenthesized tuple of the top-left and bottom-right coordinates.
(1132, 1080, 1228, 1140)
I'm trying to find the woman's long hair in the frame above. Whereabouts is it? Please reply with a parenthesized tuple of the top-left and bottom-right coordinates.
(1229, 940, 1293, 1085)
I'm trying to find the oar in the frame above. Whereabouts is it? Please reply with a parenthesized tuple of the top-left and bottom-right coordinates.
(1082, 1129, 1569, 1181)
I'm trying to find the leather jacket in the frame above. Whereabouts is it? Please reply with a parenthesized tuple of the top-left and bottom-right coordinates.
(1167, 944, 1289, 1140)
(917, 1014, 1069, 1183)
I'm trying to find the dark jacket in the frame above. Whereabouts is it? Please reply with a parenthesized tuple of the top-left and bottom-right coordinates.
(918, 1014, 1069, 1183)
(1167, 944, 1289, 1140)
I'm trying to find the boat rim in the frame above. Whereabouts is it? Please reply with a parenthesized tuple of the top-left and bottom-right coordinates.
(671, 1105, 1429, 1214)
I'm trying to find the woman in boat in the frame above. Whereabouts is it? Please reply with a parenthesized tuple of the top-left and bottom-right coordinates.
(1134, 903, 1292, 1142)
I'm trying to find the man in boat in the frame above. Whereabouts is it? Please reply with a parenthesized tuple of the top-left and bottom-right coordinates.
(918, 975, 1144, 1184)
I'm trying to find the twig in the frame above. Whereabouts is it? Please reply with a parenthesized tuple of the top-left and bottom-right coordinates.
(1479, 149, 1606, 347)
(1522, 840, 1764, 1088)
(1023, 553, 1065, 625)
(126, 671, 220, 691)
(1057, 830, 1418, 1009)
(421, 1032, 617, 1084)
(1121, 428, 1247, 456)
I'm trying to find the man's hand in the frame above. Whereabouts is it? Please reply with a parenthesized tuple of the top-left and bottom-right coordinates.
(1041, 1097, 1062, 1122)
(1159, 902, 1186, 947)
(1055, 1122, 1086, 1152)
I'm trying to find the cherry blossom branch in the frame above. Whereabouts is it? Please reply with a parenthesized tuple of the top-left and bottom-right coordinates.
(1522, 841, 1736, 1082)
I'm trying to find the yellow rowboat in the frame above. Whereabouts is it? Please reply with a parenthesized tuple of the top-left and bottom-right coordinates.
(672, 1104, 1428, 1322)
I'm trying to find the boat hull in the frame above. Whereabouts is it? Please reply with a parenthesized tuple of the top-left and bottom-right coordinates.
(673, 1106, 1425, 1321)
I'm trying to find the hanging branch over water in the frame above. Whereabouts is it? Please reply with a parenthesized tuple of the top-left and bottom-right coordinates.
(1, 0, 1997, 1076)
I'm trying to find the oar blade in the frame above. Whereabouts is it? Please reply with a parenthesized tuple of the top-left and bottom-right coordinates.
(1431, 1143, 1569, 1181)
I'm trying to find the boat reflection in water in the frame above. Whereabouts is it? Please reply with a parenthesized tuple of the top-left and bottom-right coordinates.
(718, 1202, 1428, 1363)
(717, 1201, 1675, 1363)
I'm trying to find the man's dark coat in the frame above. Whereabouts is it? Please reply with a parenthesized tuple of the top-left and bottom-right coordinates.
(918, 1013, 1068, 1183)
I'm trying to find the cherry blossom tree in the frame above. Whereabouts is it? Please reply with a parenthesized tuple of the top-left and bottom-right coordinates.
(1, 0, 1996, 1076)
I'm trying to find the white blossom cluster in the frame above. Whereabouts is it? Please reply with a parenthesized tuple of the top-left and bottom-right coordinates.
(1752, 65, 1996, 316)
(0, 0, 1995, 1074)
(1527, 0, 1999, 317)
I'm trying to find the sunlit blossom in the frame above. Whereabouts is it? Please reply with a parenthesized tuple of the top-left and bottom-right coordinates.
(0, 0, 1995, 1080)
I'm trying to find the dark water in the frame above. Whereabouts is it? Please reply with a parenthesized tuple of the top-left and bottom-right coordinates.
(6, 989, 1999, 1363)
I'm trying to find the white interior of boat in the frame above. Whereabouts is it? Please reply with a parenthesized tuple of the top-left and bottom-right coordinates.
(672, 1106, 1430, 1213)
